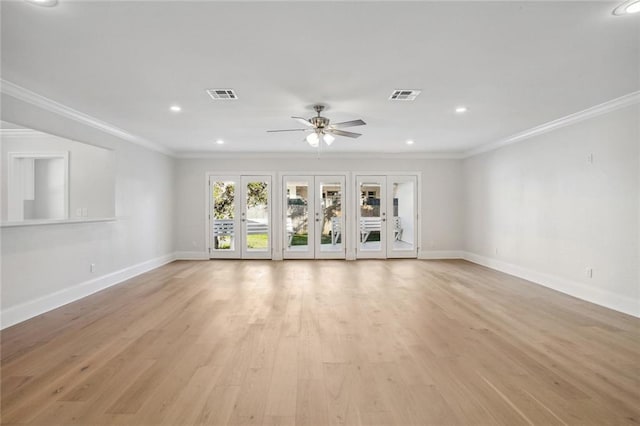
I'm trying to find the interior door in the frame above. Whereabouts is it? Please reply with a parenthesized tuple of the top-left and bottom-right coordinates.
(241, 175, 272, 259)
(283, 176, 315, 259)
(386, 176, 418, 258)
(356, 176, 387, 259)
(209, 176, 241, 259)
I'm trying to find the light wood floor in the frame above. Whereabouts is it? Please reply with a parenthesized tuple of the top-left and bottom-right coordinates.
(2, 260, 639, 425)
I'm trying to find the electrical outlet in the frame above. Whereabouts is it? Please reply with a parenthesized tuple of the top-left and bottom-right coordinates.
(90, 263, 96, 273)
(586, 268, 593, 278)
(587, 153, 594, 165)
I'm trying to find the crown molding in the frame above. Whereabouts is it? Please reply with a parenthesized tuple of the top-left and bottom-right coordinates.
(3, 78, 635, 161)
(0, 79, 174, 156)
(0, 128, 48, 138)
(464, 91, 640, 158)
(175, 150, 465, 160)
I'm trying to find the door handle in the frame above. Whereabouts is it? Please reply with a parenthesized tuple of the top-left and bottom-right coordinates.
(382, 218, 386, 222)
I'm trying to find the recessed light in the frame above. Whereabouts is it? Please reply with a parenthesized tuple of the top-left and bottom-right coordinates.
(455, 106, 468, 113)
(215, 139, 225, 145)
(406, 140, 415, 145)
(613, 0, 640, 15)
(25, 0, 58, 6)
(169, 105, 182, 112)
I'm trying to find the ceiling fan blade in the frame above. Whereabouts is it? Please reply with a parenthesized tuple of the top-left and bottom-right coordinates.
(266, 129, 308, 133)
(327, 129, 362, 138)
(330, 119, 366, 129)
(292, 116, 314, 127)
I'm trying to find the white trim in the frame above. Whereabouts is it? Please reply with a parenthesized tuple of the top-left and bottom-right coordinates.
(174, 251, 209, 260)
(0, 253, 176, 329)
(1, 217, 117, 228)
(0, 79, 174, 156)
(464, 91, 640, 158)
(0, 128, 49, 138)
(418, 250, 463, 260)
(176, 151, 465, 160)
(462, 251, 639, 318)
(3, 80, 636, 161)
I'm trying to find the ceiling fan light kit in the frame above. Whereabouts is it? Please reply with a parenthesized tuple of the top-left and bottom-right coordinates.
(268, 104, 366, 148)
(612, 0, 640, 15)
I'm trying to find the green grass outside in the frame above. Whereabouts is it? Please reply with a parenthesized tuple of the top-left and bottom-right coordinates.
(247, 234, 268, 249)
(217, 231, 361, 250)
(215, 234, 269, 249)
(291, 234, 341, 245)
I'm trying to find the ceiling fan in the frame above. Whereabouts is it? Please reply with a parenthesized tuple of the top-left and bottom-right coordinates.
(267, 104, 366, 147)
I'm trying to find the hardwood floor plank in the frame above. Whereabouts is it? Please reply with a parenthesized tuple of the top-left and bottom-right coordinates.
(1, 259, 638, 425)
(264, 337, 299, 417)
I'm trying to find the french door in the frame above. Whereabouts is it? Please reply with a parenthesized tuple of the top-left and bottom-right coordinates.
(209, 175, 272, 259)
(356, 175, 417, 259)
(283, 175, 346, 259)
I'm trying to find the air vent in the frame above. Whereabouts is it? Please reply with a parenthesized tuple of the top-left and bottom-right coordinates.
(389, 89, 421, 101)
(206, 89, 238, 100)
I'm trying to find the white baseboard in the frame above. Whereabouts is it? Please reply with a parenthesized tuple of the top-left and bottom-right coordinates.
(1, 253, 176, 329)
(5, 250, 635, 329)
(174, 251, 209, 260)
(461, 251, 639, 318)
(418, 250, 463, 260)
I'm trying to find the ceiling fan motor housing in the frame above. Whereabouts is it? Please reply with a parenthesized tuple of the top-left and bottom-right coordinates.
(311, 116, 330, 129)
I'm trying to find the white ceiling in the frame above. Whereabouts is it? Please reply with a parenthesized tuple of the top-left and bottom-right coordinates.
(1, 1, 638, 154)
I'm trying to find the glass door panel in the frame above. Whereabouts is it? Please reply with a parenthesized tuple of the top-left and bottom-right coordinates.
(242, 176, 272, 259)
(356, 176, 386, 259)
(283, 176, 314, 259)
(210, 176, 241, 259)
(283, 175, 346, 259)
(387, 176, 418, 258)
(316, 176, 346, 259)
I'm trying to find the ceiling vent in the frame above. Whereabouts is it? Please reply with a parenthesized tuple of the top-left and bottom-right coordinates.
(389, 89, 421, 101)
(206, 89, 238, 100)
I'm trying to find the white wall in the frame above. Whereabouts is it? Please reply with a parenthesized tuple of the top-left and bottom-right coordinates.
(0, 94, 175, 328)
(463, 104, 640, 316)
(174, 157, 464, 259)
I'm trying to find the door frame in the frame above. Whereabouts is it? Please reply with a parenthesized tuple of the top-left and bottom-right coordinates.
(355, 175, 387, 259)
(354, 171, 421, 259)
(206, 171, 419, 260)
(385, 175, 419, 259)
(207, 175, 242, 259)
(282, 174, 347, 259)
(279, 171, 350, 259)
(282, 175, 316, 259)
(206, 172, 276, 259)
(241, 175, 273, 259)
